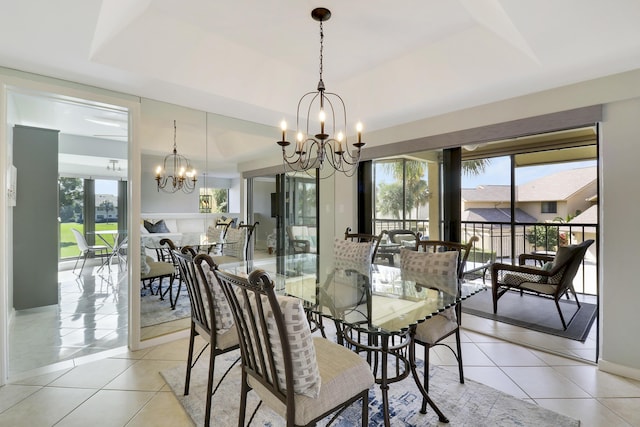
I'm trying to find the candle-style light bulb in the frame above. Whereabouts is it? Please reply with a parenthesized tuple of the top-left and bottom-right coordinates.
(336, 131, 344, 152)
(296, 132, 304, 152)
(319, 110, 326, 123)
(280, 120, 287, 141)
(155, 166, 162, 177)
(356, 122, 363, 144)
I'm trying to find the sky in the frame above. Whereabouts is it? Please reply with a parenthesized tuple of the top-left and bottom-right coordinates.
(95, 179, 118, 195)
(462, 157, 597, 188)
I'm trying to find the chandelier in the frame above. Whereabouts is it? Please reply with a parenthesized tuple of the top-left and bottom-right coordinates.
(155, 120, 197, 193)
(277, 7, 364, 177)
(106, 159, 121, 171)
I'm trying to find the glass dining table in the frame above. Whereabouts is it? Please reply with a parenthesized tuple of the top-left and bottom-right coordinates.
(218, 254, 486, 426)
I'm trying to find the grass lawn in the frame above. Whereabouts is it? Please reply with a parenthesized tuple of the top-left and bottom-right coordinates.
(60, 222, 118, 259)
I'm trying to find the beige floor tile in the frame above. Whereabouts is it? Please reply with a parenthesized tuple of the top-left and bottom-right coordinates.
(463, 366, 529, 399)
(552, 366, 640, 398)
(142, 337, 194, 361)
(0, 387, 96, 426)
(535, 397, 632, 427)
(9, 367, 72, 386)
(429, 342, 494, 367)
(475, 342, 547, 366)
(0, 384, 41, 413)
(126, 391, 194, 427)
(501, 366, 591, 399)
(528, 348, 593, 366)
(599, 398, 640, 427)
(49, 357, 136, 389)
(55, 389, 155, 427)
(103, 360, 183, 391)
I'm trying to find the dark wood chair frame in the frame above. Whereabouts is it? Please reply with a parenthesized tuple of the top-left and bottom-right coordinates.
(490, 239, 594, 330)
(212, 266, 370, 427)
(173, 249, 239, 427)
(411, 236, 479, 413)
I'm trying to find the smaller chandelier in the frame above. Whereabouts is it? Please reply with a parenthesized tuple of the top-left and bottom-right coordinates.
(278, 7, 364, 177)
(106, 159, 122, 171)
(155, 120, 197, 193)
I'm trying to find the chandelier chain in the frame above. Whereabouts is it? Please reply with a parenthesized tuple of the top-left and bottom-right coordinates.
(319, 21, 324, 83)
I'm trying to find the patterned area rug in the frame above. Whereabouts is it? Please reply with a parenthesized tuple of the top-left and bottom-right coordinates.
(161, 349, 579, 426)
(140, 281, 190, 328)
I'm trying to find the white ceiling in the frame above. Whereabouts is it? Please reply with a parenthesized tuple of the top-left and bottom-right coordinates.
(2, 0, 640, 175)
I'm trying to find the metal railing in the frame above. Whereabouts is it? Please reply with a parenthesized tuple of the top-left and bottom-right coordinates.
(372, 218, 598, 295)
(462, 221, 597, 295)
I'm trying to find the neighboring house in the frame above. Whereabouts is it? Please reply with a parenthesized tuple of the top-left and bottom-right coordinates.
(95, 194, 118, 223)
(462, 166, 597, 258)
(516, 167, 596, 222)
(562, 201, 598, 261)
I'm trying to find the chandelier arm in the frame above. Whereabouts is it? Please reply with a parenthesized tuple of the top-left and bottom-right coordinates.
(324, 91, 349, 143)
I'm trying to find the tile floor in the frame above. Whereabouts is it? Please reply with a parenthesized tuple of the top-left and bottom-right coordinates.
(3, 260, 638, 426)
(2, 326, 640, 426)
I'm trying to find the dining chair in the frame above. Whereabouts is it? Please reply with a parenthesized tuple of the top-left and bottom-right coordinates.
(212, 266, 375, 427)
(211, 221, 259, 266)
(71, 228, 109, 275)
(343, 227, 383, 262)
(406, 236, 478, 414)
(173, 250, 239, 427)
(140, 244, 175, 301)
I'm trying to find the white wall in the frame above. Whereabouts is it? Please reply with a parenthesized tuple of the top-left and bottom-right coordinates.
(599, 98, 640, 376)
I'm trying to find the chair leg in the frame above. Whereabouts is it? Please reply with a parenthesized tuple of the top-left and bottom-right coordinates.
(238, 371, 249, 427)
(555, 299, 568, 330)
(184, 325, 196, 396)
(79, 253, 88, 275)
(72, 251, 83, 275)
(455, 329, 464, 384)
(420, 342, 430, 414)
(204, 338, 216, 427)
(361, 389, 369, 427)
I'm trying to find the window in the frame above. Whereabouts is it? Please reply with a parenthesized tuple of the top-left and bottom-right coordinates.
(200, 188, 228, 213)
(373, 158, 430, 235)
(541, 201, 557, 214)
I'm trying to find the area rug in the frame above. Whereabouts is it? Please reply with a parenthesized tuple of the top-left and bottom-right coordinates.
(140, 282, 190, 328)
(161, 349, 579, 427)
(462, 289, 597, 342)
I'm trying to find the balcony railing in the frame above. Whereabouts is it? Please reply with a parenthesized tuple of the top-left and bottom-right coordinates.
(372, 218, 597, 295)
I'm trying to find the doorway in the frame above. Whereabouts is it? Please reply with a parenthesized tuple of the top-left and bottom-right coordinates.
(5, 87, 131, 378)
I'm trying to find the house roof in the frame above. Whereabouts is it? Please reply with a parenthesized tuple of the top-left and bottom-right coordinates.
(569, 204, 598, 224)
(463, 167, 596, 203)
(462, 185, 511, 202)
(517, 167, 597, 201)
(462, 208, 537, 223)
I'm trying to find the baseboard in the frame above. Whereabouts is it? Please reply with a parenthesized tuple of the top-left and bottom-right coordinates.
(598, 358, 640, 381)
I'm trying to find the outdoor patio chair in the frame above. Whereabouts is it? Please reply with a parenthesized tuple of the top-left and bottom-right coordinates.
(174, 250, 239, 427)
(212, 266, 374, 426)
(71, 228, 109, 275)
(407, 236, 478, 413)
(490, 239, 594, 330)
